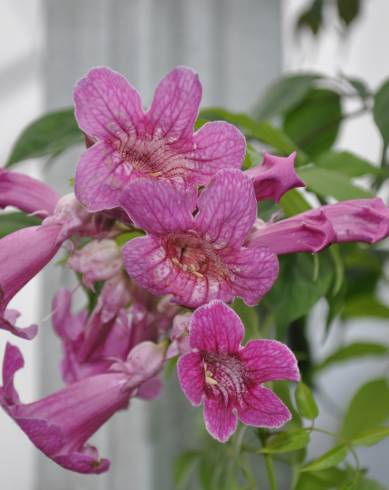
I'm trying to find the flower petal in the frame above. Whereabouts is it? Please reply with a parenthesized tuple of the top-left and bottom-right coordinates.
(74, 67, 143, 141)
(189, 300, 244, 353)
(196, 169, 257, 249)
(0, 170, 60, 217)
(75, 142, 130, 212)
(222, 247, 279, 306)
(239, 339, 300, 383)
(203, 398, 238, 443)
(246, 211, 336, 254)
(184, 121, 245, 183)
(238, 385, 291, 429)
(245, 152, 304, 202)
(119, 178, 195, 235)
(177, 352, 204, 406)
(147, 67, 201, 141)
(123, 236, 177, 296)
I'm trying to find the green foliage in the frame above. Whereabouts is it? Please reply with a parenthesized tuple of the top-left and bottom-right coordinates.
(315, 150, 383, 177)
(283, 89, 342, 158)
(261, 429, 310, 453)
(0, 212, 41, 238)
(6, 108, 83, 166)
(341, 378, 389, 440)
(301, 445, 348, 472)
(316, 343, 389, 372)
(295, 382, 319, 420)
(374, 80, 389, 146)
(336, 0, 361, 27)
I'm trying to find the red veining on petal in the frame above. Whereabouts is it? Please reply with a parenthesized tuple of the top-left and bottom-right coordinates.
(164, 232, 230, 280)
(203, 352, 251, 407)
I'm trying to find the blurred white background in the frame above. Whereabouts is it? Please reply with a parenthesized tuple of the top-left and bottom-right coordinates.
(0, 0, 388, 489)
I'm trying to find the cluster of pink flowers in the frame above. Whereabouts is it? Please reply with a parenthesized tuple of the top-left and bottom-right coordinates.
(1, 66, 389, 474)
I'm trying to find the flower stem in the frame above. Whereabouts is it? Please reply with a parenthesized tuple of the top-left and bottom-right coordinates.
(264, 453, 278, 490)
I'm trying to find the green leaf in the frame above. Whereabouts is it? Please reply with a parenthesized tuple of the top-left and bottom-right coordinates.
(328, 245, 344, 295)
(279, 188, 312, 217)
(254, 73, 319, 120)
(345, 76, 371, 99)
(283, 88, 342, 157)
(296, 0, 324, 36)
(0, 212, 41, 238)
(315, 150, 382, 177)
(316, 343, 389, 371)
(243, 143, 261, 169)
(262, 252, 333, 334)
(295, 382, 319, 420)
(174, 451, 199, 489)
(301, 445, 348, 472)
(373, 80, 389, 146)
(297, 166, 373, 200)
(262, 429, 310, 453)
(341, 378, 389, 439)
(351, 426, 389, 447)
(115, 230, 145, 246)
(232, 298, 259, 341)
(337, 0, 361, 27)
(342, 294, 389, 319)
(6, 108, 83, 167)
(295, 466, 359, 490)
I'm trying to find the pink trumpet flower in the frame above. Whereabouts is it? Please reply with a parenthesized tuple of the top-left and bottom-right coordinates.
(245, 152, 304, 202)
(178, 301, 300, 442)
(0, 341, 165, 473)
(73, 66, 245, 212)
(247, 198, 389, 254)
(120, 169, 279, 308)
(0, 169, 60, 217)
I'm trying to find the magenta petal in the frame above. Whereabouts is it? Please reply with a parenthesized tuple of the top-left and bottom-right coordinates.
(0, 310, 38, 340)
(247, 210, 336, 254)
(0, 170, 60, 217)
(119, 179, 195, 235)
(190, 301, 244, 353)
(177, 351, 204, 406)
(187, 122, 245, 182)
(123, 236, 177, 297)
(245, 152, 304, 203)
(74, 67, 143, 141)
(203, 398, 238, 443)
(1, 343, 131, 474)
(222, 247, 279, 306)
(321, 198, 389, 244)
(196, 169, 257, 249)
(147, 66, 201, 141)
(238, 385, 291, 429)
(239, 339, 300, 383)
(75, 142, 127, 212)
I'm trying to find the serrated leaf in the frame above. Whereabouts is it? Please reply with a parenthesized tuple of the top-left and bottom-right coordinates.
(254, 73, 319, 120)
(262, 429, 310, 453)
(297, 166, 373, 200)
(295, 382, 319, 420)
(341, 378, 389, 439)
(6, 108, 83, 167)
(351, 426, 389, 447)
(0, 212, 41, 238)
(316, 343, 389, 371)
(315, 150, 382, 177)
(283, 88, 342, 158)
(301, 445, 348, 472)
(373, 80, 389, 146)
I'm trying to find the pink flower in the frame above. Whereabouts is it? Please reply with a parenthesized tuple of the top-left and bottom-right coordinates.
(0, 341, 164, 473)
(73, 66, 245, 212)
(0, 225, 62, 339)
(120, 169, 279, 308)
(177, 301, 300, 442)
(0, 169, 60, 217)
(247, 198, 389, 254)
(245, 152, 304, 202)
(68, 239, 122, 289)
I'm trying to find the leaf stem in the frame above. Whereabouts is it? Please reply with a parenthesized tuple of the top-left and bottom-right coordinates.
(264, 453, 278, 490)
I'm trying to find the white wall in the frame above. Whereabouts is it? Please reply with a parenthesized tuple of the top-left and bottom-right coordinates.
(0, 2, 43, 489)
(282, 0, 389, 484)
